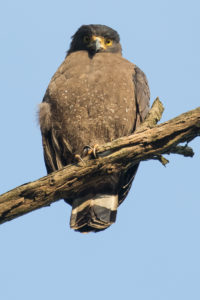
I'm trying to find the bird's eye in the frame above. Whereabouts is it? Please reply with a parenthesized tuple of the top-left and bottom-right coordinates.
(83, 36, 90, 44)
(105, 38, 112, 46)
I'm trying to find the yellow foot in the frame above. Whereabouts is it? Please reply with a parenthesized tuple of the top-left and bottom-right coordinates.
(83, 144, 99, 158)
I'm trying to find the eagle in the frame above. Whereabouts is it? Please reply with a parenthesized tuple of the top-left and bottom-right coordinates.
(39, 24, 150, 233)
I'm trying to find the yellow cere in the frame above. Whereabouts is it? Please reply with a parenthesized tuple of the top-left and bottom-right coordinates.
(91, 35, 113, 49)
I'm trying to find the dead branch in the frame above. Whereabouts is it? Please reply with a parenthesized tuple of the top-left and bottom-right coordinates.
(0, 98, 199, 225)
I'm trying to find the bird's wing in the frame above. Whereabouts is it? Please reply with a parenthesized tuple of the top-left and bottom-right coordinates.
(133, 66, 150, 124)
(118, 66, 150, 204)
(39, 88, 73, 174)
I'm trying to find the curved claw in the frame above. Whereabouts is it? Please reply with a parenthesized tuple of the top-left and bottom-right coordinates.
(82, 144, 99, 158)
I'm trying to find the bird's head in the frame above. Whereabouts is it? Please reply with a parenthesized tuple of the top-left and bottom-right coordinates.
(67, 24, 122, 57)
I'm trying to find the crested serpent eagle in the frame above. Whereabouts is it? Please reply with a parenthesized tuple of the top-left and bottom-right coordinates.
(39, 24, 150, 233)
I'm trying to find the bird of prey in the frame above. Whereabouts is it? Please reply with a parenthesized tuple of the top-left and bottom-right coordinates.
(39, 24, 150, 233)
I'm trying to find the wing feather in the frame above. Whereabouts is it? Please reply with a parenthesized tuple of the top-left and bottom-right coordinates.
(39, 100, 73, 173)
(118, 66, 150, 204)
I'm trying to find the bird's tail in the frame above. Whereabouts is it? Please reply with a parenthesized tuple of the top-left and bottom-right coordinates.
(70, 194, 118, 233)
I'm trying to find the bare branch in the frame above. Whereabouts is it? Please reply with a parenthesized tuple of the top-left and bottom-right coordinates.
(0, 100, 199, 225)
(136, 97, 164, 131)
(167, 145, 194, 157)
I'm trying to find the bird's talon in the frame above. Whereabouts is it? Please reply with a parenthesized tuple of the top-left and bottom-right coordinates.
(92, 144, 99, 158)
(83, 144, 99, 158)
(82, 145, 92, 157)
(74, 154, 85, 165)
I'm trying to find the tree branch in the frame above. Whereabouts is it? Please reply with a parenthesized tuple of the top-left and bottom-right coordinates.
(0, 99, 199, 225)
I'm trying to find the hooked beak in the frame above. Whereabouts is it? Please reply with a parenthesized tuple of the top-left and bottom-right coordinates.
(89, 36, 106, 52)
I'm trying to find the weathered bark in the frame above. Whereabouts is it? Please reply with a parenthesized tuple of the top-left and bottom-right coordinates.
(0, 98, 199, 225)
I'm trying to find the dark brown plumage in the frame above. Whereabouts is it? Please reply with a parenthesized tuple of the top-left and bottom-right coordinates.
(39, 24, 150, 233)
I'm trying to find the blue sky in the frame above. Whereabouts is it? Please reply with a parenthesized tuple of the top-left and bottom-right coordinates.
(0, 1, 200, 299)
